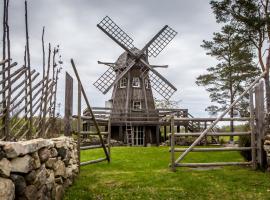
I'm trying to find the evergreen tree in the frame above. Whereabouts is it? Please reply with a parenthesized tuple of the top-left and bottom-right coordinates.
(196, 25, 260, 141)
(210, 0, 270, 112)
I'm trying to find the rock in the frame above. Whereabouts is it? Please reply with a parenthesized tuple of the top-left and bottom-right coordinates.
(3, 139, 53, 158)
(71, 164, 79, 174)
(63, 178, 73, 188)
(265, 134, 270, 141)
(24, 185, 37, 200)
(10, 174, 26, 196)
(264, 140, 270, 145)
(32, 152, 41, 169)
(46, 170, 55, 191)
(37, 185, 49, 200)
(0, 158, 11, 177)
(54, 184, 64, 200)
(53, 160, 66, 177)
(50, 148, 58, 157)
(11, 155, 33, 173)
(38, 148, 50, 163)
(55, 177, 63, 184)
(33, 164, 47, 189)
(0, 177, 15, 200)
(25, 170, 37, 184)
(0, 147, 6, 160)
(45, 158, 57, 169)
(57, 147, 67, 160)
(65, 167, 73, 178)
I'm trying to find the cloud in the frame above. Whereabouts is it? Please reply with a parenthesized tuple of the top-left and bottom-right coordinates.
(0, 0, 221, 117)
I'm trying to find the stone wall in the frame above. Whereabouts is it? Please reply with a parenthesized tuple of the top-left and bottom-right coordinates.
(0, 136, 79, 200)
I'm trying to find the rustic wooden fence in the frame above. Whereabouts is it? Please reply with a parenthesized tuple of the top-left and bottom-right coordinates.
(169, 73, 267, 171)
(0, 0, 62, 141)
(64, 59, 111, 167)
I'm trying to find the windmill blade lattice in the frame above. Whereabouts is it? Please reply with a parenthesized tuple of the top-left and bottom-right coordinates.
(147, 26, 177, 57)
(93, 66, 116, 94)
(148, 71, 176, 100)
(97, 16, 135, 51)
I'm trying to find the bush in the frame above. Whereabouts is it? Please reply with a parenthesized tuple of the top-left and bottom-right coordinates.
(238, 135, 251, 161)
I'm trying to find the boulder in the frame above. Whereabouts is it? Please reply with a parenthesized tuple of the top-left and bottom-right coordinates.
(3, 139, 53, 158)
(46, 170, 55, 191)
(33, 164, 47, 189)
(32, 152, 41, 169)
(24, 185, 37, 200)
(45, 158, 57, 169)
(10, 174, 26, 196)
(25, 170, 37, 184)
(38, 148, 51, 163)
(57, 147, 67, 160)
(11, 155, 33, 173)
(0, 177, 15, 200)
(54, 184, 64, 200)
(0, 157, 11, 177)
(50, 148, 58, 157)
(53, 160, 66, 177)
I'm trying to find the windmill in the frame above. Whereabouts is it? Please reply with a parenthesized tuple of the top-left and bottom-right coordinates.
(92, 16, 178, 146)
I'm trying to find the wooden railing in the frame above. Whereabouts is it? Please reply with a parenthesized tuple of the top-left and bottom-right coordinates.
(169, 72, 267, 171)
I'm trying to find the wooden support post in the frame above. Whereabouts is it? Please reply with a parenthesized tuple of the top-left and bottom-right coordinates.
(108, 117, 111, 162)
(156, 125, 160, 146)
(77, 82, 81, 170)
(255, 80, 265, 168)
(170, 115, 176, 171)
(64, 72, 73, 136)
(204, 121, 207, 146)
(164, 126, 167, 142)
(249, 89, 257, 169)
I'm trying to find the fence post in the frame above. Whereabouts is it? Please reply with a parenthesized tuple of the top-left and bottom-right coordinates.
(170, 115, 176, 171)
(249, 89, 257, 169)
(64, 72, 73, 136)
(255, 80, 265, 168)
(77, 83, 81, 170)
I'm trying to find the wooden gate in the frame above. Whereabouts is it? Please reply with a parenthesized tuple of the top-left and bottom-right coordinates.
(169, 73, 266, 171)
(65, 59, 111, 168)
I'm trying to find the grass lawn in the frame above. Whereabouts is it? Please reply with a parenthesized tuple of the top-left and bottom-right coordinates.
(64, 147, 270, 200)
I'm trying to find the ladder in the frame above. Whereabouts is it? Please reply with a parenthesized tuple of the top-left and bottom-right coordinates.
(126, 121, 134, 146)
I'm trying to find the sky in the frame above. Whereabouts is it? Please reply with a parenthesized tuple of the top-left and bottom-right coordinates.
(0, 0, 222, 117)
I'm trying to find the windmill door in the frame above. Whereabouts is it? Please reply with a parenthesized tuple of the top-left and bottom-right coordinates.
(133, 126, 145, 146)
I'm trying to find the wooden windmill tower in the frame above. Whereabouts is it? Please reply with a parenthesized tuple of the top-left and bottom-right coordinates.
(93, 16, 178, 146)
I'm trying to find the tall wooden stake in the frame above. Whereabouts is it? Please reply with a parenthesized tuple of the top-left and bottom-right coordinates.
(25, 0, 33, 138)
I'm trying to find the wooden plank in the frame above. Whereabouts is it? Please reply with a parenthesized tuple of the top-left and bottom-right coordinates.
(64, 72, 73, 136)
(170, 147, 252, 152)
(173, 117, 250, 122)
(77, 82, 81, 172)
(170, 132, 251, 137)
(170, 115, 176, 171)
(255, 80, 265, 167)
(80, 131, 108, 135)
(80, 144, 106, 150)
(80, 158, 107, 166)
(175, 162, 252, 167)
(249, 89, 257, 170)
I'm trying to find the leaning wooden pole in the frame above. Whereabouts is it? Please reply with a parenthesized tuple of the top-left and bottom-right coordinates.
(77, 83, 81, 171)
(175, 71, 267, 164)
(25, 0, 33, 138)
(1, 0, 7, 139)
(70, 59, 110, 162)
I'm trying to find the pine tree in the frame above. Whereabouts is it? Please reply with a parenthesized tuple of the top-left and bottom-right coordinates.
(196, 25, 260, 141)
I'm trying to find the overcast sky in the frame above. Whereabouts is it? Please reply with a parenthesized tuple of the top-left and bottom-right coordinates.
(0, 0, 222, 117)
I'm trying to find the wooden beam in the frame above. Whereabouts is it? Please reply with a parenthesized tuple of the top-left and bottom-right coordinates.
(64, 72, 73, 136)
(170, 132, 251, 137)
(170, 147, 252, 152)
(174, 162, 252, 167)
(80, 158, 107, 166)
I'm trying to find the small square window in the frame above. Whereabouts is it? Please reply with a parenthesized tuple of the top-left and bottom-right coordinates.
(133, 101, 142, 110)
(132, 77, 140, 88)
(145, 79, 150, 89)
(119, 78, 127, 88)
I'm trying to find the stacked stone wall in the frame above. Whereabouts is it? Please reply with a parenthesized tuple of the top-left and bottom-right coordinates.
(0, 136, 79, 200)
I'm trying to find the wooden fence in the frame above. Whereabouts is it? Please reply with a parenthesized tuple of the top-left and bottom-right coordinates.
(0, 1, 62, 141)
(169, 73, 267, 171)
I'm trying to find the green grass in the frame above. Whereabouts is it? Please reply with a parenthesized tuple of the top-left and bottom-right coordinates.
(64, 147, 270, 200)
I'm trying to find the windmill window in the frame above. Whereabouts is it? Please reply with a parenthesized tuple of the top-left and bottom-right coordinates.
(119, 77, 127, 88)
(133, 101, 142, 110)
(145, 79, 150, 89)
(132, 77, 140, 88)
